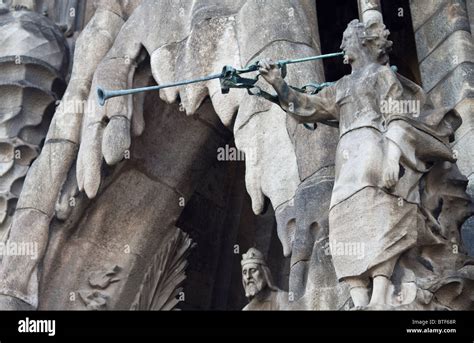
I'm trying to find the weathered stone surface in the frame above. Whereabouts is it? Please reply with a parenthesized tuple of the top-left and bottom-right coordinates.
(452, 99, 474, 202)
(17, 141, 75, 215)
(292, 123, 338, 181)
(274, 201, 296, 258)
(233, 34, 325, 214)
(462, 216, 474, 256)
(0, 7, 69, 240)
(289, 166, 347, 305)
(1, 0, 300, 310)
(40, 89, 232, 309)
(0, 0, 136, 310)
(419, 30, 474, 91)
(70, 0, 321, 215)
(453, 97, 474, 141)
(358, 0, 382, 24)
(453, 130, 474, 182)
(414, 0, 470, 61)
(0, 208, 50, 308)
(40, 169, 184, 309)
(236, 0, 318, 65)
(132, 98, 231, 198)
(412, 0, 474, 270)
(409, 0, 444, 32)
(428, 62, 474, 109)
(234, 106, 301, 215)
(0, 8, 69, 75)
(131, 228, 194, 311)
(468, 0, 474, 33)
(0, 0, 473, 314)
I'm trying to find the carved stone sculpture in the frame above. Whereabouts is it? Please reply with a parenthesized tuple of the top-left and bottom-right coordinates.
(0, 5, 68, 242)
(259, 19, 474, 310)
(0, 0, 321, 310)
(0, 0, 472, 312)
(241, 248, 288, 311)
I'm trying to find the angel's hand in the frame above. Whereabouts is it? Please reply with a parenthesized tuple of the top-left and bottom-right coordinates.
(382, 140, 402, 189)
(258, 58, 283, 87)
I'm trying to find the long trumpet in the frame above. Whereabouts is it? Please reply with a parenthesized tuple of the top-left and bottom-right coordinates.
(96, 51, 344, 106)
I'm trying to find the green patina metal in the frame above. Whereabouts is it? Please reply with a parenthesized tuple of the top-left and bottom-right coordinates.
(96, 52, 399, 132)
(97, 51, 344, 106)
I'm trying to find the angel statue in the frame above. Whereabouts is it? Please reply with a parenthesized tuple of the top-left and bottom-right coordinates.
(258, 19, 465, 309)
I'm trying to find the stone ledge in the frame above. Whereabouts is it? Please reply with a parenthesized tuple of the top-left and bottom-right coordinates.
(452, 132, 474, 177)
(420, 30, 474, 91)
(428, 61, 474, 109)
(415, 0, 470, 61)
(410, 0, 445, 32)
(453, 97, 474, 140)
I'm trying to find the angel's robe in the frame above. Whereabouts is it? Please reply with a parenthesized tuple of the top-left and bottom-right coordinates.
(277, 63, 461, 279)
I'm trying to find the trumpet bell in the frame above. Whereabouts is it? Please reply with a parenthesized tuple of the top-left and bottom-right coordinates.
(97, 87, 106, 106)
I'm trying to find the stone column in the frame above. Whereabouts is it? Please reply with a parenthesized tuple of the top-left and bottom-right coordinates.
(358, 0, 382, 23)
(468, 0, 474, 34)
(0, 6, 69, 242)
(409, 0, 474, 254)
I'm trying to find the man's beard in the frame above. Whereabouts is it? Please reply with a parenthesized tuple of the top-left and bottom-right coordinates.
(245, 278, 265, 298)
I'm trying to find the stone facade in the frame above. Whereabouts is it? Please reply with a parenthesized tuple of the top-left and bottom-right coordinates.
(0, 0, 471, 311)
(410, 0, 474, 254)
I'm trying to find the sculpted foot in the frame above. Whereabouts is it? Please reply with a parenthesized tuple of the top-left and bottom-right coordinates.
(349, 286, 369, 308)
(369, 275, 391, 307)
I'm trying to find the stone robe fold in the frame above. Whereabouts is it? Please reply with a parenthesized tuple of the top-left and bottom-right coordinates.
(278, 63, 461, 279)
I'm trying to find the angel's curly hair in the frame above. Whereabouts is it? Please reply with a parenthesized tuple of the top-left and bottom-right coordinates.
(345, 19, 393, 65)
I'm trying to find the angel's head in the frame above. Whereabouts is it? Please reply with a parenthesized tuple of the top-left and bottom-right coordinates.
(340, 19, 392, 67)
